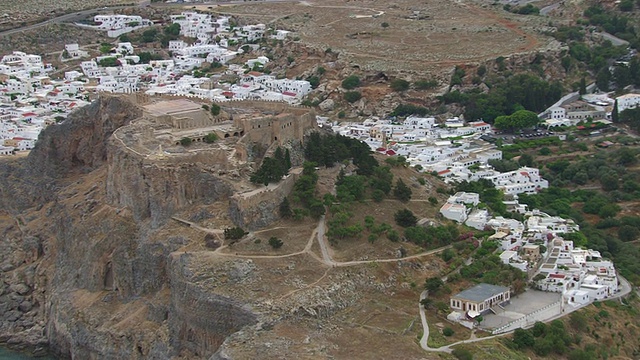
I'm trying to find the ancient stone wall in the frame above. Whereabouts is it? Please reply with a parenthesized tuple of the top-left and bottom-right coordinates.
(228, 169, 301, 230)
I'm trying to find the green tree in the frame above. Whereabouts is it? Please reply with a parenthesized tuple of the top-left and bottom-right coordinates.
(341, 75, 360, 89)
(164, 23, 181, 36)
(394, 208, 417, 227)
(424, 277, 444, 292)
(512, 328, 535, 349)
(210, 103, 221, 116)
(390, 79, 410, 92)
(372, 189, 384, 202)
(596, 68, 611, 91)
(344, 91, 362, 103)
(180, 137, 192, 146)
(443, 327, 454, 336)
(279, 197, 293, 218)
(579, 77, 587, 95)
(224, 227, 247, 240)
(393, 179, 412, 202)
(619, 0, 634, 11)
(381, 22, 389, 29)
(612, 99, 619, 123)
(518, 153, 534, 167)
(204, 133, 218, 143)
(284, 148, 292, 169)
(98, 57, 118, 67)
(494, 110, 539, 131)
(268, 236, 284, 249)
(142, 28, 158, 43)
(618, 225, 640, 241)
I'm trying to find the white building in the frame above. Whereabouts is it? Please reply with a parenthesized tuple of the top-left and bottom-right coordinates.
(616, 93, 640, 112)
(440, 202, 469, 223)
(485, 167, 548, 195)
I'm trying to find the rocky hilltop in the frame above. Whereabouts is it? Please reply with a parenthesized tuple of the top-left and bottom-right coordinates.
(0, 95, 263, 358)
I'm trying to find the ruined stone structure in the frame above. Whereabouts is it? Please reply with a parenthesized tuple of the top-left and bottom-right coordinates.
(104, 96, 317, 229)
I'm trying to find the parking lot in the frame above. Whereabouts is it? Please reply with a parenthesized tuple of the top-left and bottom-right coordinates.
(480, 290, 561, 329)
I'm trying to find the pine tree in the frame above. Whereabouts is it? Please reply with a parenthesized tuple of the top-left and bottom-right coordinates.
(612, 99, 619, 123)
(579, 77, 587, 95)
(279, 197, 292, 218)
(284, 148, 292, 170)
(393, 179, 413, 202)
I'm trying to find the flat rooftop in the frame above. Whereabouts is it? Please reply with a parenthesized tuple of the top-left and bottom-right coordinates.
(452, 283, 510, 303)
(144, 99, 203, 116)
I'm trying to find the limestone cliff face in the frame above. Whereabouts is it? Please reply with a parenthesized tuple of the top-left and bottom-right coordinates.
(105, 140, 234, 228)
(0, 95, 141, 212)
(30, 95, 142, 179)
(168, 255, 257, 357)
(0, 94, 259, 359)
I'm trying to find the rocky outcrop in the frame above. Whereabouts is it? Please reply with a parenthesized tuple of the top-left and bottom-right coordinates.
(105, 140, 235, 228)
(168, 255, 258, 358)
(0, 95, 142, 212)
(29, 94, 142, 179)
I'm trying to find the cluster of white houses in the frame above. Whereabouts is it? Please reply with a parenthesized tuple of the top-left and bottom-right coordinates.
(441, 192, 619, 325)
(0, 52, 90, 155)
(329, 116, 549, 195)
(76, 15, 153, 38)
(73, 12, 311, 104)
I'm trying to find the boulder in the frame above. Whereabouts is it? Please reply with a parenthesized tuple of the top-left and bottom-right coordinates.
(318, 99, 335, 111)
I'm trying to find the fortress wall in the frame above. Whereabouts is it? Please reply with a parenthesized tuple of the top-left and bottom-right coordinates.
(228, 170, 300, 230)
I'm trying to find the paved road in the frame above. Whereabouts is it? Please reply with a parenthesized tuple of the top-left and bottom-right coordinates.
(596, 32, 630, 47)
(540, 2, 561, 16)
(0, 3, 147, 38)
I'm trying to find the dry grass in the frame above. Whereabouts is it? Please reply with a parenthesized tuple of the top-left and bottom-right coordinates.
(204, 0, 549, 72)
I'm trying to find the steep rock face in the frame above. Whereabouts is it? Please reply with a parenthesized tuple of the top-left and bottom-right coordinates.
(0, 94, 258, 359)
(228, 171, 298, 231)
(168, 255, 258, 358)
(105, 141, 235, 228)
(0, 95, 141, 212)
(29, 95, 142, 178)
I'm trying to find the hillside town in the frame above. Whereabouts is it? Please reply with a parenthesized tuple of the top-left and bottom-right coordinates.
(440, 190, 620, 332)
(0, 11, 314, 155)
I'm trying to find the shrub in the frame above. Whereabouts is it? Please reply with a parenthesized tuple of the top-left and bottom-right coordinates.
(210, 103, 221, 116)
(443, 327, 455, 336)
(268, 236, 284, 249)
(394, 208, 417, 227)
(387, 229, 400, 242)
(390, 79, 410, 92)
(452, 348, 473, 360)
(204, 133, 218, 143)
(344, 91, 362, 103)
(224, 227, 247, 240)
(414, 79, 438, 90)
(180, 137, 192, 146)
(341, 75, 360, 89)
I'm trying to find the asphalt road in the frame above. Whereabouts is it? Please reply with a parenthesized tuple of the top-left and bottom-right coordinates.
(0, 3, 148, 38)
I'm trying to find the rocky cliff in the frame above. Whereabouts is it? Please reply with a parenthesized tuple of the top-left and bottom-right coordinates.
(105, 139, 234, 228)
(0, 94, 259, 359)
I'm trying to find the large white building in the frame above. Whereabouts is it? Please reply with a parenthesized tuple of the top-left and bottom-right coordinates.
(485, 167, 548, 195)
(616, 93, 640, 112)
